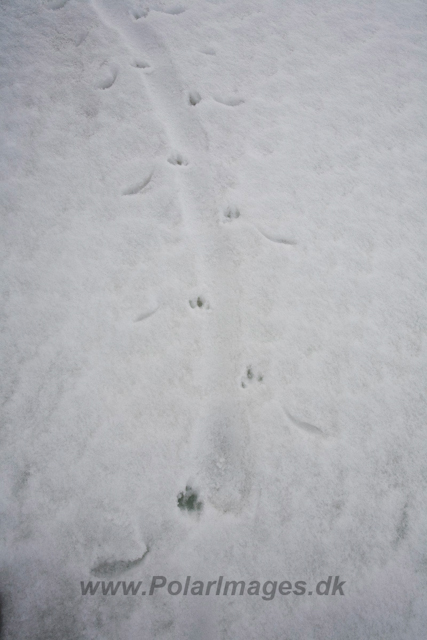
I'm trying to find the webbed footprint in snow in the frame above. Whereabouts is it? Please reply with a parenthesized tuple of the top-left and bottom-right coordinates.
(223, 205, 240, 222)
(168, 153, 188, 166)
(177, 486, 203, 513)
(241, 366, 263, 388)
(189, 296, 209, 310)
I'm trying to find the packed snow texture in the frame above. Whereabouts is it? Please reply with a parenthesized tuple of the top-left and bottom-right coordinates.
(0, 0, 426, 638)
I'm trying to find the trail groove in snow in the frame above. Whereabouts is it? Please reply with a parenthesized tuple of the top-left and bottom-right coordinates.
(91, 0, 251, 513)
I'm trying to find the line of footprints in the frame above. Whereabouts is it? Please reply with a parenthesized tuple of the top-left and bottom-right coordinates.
(76, 3, 302, 517)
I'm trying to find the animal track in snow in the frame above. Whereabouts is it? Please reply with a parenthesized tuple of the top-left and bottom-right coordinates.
(223, 205, 240, 222)
(189, 91, 202, 106)
(240, 366, 263, 389)
(122, 172, 153, 196)
(130, 7, 149, 20)
(91, 549, 149, 578)
(284, 409, 324, 436)
(45, 0, 68, 9)
(96, 65, 118, 90)
(177, 486, 203, 513)
(168, 153, 188, 166)
(256, 227, 296, 245)
(131, 59, 151, 69)
(134, 307, 158, 322)
(213, 95, 245, 107)
(189, 296, 209, 310)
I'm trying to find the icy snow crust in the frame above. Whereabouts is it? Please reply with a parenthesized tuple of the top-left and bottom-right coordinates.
(0, 0, 426, 637)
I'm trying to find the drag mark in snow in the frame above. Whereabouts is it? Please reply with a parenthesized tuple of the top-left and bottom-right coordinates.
(213, 95, 245, 107)
(122, 172, 153, 196)
(256, 227, 296, 245)
(167, 153, 188, 166)
(91, 549, 149, 577)
(284, 409, 324, 436)
(134, 307, 158, 322)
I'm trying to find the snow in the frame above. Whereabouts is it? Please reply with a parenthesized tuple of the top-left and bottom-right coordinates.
(0, 0, 426, 638)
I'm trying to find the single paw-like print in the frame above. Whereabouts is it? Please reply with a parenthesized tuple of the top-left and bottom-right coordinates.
(241, 366, 263, 388)
(189, 295, 209, 310)
(177, 486, 203, 512)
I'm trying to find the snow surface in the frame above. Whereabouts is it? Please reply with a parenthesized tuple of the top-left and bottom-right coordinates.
(1, 0, 426, 638)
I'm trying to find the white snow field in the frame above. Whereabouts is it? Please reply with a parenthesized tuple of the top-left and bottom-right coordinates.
(1, 0, 426, 637)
